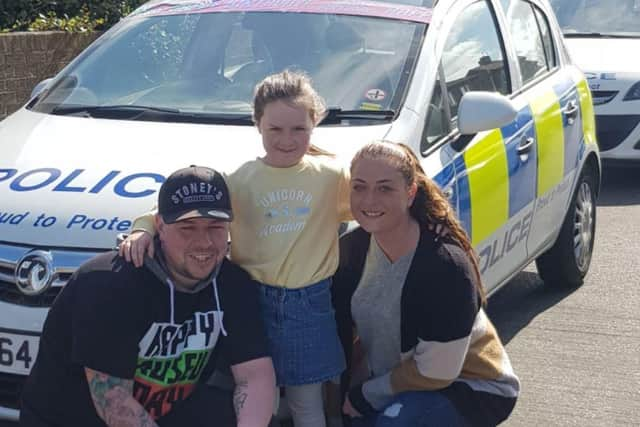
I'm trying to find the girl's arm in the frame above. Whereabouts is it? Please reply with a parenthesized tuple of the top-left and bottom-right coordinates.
(338, 166, 353, 222)
(118, 210, 157, 267)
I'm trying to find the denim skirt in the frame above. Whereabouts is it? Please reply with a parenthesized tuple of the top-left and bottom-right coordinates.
(258, 278, 346, 386)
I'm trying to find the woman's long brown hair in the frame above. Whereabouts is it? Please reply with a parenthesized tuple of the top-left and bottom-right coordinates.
(351, 141, 487, 305)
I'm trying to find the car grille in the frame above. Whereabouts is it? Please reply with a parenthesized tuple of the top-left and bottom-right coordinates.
(595, 115, 640, 151)
(0, 372, 23, 410)
(0, 272, 70, 307)
(591, 90, 618, 105)
(0, 243, 99, 307)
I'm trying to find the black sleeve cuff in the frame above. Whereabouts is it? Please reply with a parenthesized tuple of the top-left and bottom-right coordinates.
(348, 384, 375, 416)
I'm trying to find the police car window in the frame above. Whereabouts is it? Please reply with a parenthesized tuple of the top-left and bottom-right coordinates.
(534, 5, 557, 69)
(423, 75, 449, 150)
(440, 0, 509, 119)
(507, 1, 549, 85)
(499, 0, 512, 11)
(31, 11, 425, 123)
(550, 0, 640, 35)
(224, 19, 254, 78)
(81, 15, 200, 103)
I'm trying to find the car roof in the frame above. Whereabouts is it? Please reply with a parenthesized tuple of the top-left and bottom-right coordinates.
(132, 0, 433, 24)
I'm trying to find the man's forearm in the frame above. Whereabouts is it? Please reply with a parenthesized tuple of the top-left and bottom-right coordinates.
(86, 368, 159, 427)
(232, 357, 276, 427)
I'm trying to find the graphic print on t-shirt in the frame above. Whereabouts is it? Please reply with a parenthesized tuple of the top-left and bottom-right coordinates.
(133, 310, 222, 419)
(257, 188, 313, 238)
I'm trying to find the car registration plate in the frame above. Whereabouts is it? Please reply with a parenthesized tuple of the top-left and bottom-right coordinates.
(0, 330, 40, 375)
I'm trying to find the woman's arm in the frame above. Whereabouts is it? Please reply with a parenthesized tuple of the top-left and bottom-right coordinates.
(347, 324, 473, 416)
(347, 245, 479, 416)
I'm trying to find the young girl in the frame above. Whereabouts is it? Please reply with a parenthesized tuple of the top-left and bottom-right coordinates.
(120, 70, 350, 427)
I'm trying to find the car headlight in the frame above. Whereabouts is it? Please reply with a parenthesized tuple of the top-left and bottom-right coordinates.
(623, 81, 640, 101)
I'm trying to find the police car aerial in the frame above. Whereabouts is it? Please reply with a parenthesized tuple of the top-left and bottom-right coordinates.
(550, 0, 640, 163)
(0, 0, 599, 420)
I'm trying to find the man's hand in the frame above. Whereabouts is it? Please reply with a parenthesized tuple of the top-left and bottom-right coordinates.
(118, 231, 154, 268)
(343, 395, 363, 418)
(85, 368, 159, 427)
(230, 357, 276, 427)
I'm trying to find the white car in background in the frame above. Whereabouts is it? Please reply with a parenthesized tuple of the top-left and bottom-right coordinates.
(550, 0, 640, 164)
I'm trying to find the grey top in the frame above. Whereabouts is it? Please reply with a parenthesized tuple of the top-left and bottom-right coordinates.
(351, 237, 416, 379)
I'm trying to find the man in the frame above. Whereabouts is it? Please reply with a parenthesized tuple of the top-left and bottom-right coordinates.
(20, 166, 276, 427)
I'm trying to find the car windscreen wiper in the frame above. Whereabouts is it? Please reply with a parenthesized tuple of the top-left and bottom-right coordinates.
(563, 32, 640, 39)
(321, 108, 396, 125)
(51, 104, 181, 117)
(50, 104, 254, 125)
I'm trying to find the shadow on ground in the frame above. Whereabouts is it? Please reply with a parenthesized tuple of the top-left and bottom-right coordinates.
(597, 165, 640, 207)
(486, 271, 578, 344)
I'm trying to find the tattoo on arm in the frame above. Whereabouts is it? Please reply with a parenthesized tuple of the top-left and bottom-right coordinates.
(85, 368, 159, 427)
(233, 379, 249, 415)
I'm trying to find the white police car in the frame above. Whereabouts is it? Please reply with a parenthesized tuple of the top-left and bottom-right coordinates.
(550, 0, 640, 163)
(0, 0, 599, 420)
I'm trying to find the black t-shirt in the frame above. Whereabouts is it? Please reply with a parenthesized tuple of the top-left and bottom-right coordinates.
(21, 252, 267, 427)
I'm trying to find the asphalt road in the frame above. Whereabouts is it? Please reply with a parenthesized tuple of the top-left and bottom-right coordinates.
(1, 166, 638, 427)
(487, 165, 640, 426)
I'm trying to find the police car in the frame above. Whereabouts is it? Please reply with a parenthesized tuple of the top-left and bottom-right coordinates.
(550, 0, 640, 163)
(0, 0, 599, 420)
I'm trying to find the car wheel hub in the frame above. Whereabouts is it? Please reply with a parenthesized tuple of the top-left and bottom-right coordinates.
(573, 181, 594, 272)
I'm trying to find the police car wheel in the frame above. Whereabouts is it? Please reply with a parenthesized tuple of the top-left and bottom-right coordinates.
(535, 168, 597, 288)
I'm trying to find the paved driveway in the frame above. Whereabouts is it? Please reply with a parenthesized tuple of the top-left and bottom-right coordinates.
(489, 166, 640, 426)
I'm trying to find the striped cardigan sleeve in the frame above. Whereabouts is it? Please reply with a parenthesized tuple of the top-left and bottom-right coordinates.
(348, 244, 480, 414)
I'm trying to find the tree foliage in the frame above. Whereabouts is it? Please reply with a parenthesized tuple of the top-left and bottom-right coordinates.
(0, 0, 146, 32)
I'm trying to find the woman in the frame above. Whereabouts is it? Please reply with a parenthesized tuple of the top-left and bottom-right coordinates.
(333, 141, 519, 426)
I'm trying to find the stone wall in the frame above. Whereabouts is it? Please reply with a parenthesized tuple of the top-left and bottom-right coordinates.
(0, 31, 100, 120)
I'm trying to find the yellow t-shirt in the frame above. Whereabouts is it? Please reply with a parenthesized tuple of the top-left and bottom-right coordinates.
(227, 156, 350, 288)
(132, 155, 351, 288)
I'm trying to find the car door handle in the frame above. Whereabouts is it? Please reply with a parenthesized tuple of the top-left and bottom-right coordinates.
(565, 100, 579, 122)
(443, 186, 454, 199)
(517, 137, 535, 155)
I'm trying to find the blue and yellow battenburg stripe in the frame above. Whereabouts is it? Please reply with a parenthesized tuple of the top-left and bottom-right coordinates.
(463, 128, 509, 246)
(452, 70, 592, 246)
(571, 70, 597, 148)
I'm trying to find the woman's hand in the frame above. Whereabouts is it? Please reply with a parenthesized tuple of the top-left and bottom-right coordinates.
(342, 395, 362, 418)
(118, 231, 153, 268)
(427, 222, 450, 240)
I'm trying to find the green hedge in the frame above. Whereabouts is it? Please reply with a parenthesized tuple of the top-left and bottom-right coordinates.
(0, 0, 146, 32)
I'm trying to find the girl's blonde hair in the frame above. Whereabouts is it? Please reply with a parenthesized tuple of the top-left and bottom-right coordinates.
(253, 69, 327, 126)
(351, 140, 486, 305)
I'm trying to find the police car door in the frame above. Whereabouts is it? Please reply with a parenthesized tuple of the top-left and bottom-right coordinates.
(499, 0, 583, 258)
(422, 0, 537, 293)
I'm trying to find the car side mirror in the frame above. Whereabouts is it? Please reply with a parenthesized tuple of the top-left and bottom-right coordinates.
(457, 91, 517, 135)
(30, 78, 53, 100)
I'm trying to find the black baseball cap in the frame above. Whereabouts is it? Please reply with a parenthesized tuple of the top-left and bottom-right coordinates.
(158, 166, 233, 224)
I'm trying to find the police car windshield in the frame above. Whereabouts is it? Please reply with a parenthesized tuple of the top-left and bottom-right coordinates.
(550, 0, 640, 37)
(29, 11, 426, 125)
